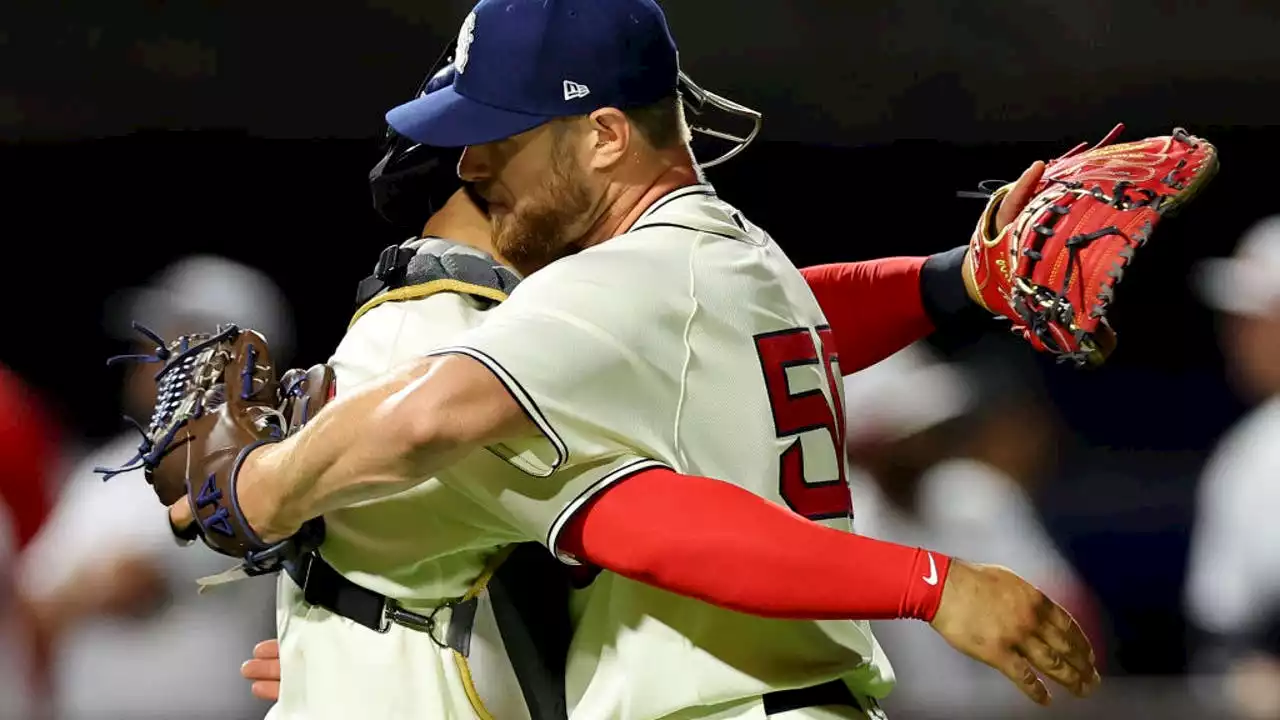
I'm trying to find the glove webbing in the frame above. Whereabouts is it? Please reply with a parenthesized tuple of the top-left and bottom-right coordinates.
(1013, 179, 1164, 362)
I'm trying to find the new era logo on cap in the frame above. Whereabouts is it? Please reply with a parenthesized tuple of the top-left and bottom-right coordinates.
(385, 0, 679, 148)
(563, 80, 590, 101)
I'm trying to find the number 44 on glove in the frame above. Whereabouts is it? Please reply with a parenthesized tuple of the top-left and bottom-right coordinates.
(965, 124, 1219, 367)
(95, 323, 334, 582)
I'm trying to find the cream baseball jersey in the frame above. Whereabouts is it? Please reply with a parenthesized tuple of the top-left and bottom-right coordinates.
(269, 239, 544, 720)
(430, 185, 896, 720)
(319, 276, 523, 602)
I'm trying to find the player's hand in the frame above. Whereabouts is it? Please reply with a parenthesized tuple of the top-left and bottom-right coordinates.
(241, 639, 282, 702)
(960, 160, 1118, 359)
(929, 559, 1101, 706)
(993, 161, 1046, 231)
(961, 161, 1044, 307)
(169, 497, 195, 536)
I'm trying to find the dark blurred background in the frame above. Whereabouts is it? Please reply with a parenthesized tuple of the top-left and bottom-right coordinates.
(0, 2, 1276, 719)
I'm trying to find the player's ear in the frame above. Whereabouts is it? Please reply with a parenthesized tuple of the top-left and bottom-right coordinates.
(586, 108, 631, 170)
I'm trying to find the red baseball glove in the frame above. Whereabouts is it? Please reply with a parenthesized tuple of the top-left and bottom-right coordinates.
(967, 124, 1219, 366)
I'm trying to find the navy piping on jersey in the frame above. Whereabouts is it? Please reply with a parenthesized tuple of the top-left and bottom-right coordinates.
(631, 184, 716, 225)
(544, 457, 670, 565)
(424, 346, 569, 478)
(628, 222, 740, 241)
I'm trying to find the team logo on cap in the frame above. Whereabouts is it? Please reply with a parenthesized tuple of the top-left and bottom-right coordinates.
(455, 11, 476, 74)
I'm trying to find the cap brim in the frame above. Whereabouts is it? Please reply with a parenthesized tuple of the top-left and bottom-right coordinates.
(1193, 258, 1276, 317)
(386, 84, 549, 148)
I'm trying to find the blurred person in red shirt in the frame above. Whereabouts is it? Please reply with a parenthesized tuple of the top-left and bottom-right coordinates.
(1185, 216, 1280, 719)
(0, 363, 63, 718)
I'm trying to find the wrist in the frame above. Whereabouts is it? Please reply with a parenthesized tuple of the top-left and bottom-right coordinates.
(236, 442, 301, 544)
(929, 556, 973, 631)
(920, 246, 989, 328)
(961, 248, 988, 311)
(907, 549, 952, 622)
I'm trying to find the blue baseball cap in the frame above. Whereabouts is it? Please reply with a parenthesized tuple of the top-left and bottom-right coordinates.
(386, 0, 680, 148)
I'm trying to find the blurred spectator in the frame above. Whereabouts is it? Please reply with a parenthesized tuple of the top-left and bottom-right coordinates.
(1184, 216, 1280, 719)
(844, 341, 1099, 718)
(15, 255, 292, 720)
(0, 364, 63, 719)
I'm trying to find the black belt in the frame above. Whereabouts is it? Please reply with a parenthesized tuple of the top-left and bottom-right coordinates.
(287, 554, 868, 718)
(284, 552, 475, 652)
(763, 679, 868, 715)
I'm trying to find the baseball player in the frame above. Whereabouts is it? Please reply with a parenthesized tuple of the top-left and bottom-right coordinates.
(153, 1, 1101, 719)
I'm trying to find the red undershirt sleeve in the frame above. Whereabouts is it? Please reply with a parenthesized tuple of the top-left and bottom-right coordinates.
(557, 467, 950, 622)
(800, 259, 934, 374)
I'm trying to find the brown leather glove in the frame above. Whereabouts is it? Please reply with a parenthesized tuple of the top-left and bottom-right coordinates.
(97, 323, 326, 573)
(279, 363, 337, 434)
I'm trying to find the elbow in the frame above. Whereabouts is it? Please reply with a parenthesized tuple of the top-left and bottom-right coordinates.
(390, 404, 452, 470)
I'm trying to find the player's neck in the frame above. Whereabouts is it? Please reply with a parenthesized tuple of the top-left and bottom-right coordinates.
(421, 188, 506, 263)
(576, 154, 700, 251)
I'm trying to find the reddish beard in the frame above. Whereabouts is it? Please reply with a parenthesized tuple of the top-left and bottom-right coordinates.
(491, 134, 595, 274)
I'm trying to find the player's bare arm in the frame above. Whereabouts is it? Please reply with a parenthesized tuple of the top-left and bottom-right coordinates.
(171, 353, 532, 543)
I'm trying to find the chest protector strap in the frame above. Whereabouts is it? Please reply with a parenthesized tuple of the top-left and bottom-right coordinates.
(351, 237, 522, 328)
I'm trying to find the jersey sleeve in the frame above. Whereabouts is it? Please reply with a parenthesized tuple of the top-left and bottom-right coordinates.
(427, 247, 687, 560)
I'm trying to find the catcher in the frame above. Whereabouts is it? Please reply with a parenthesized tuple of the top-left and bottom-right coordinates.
(104, 3, 1215, 716)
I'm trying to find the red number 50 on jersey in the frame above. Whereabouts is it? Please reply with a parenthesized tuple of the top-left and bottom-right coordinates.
(754, 327, 851, 521)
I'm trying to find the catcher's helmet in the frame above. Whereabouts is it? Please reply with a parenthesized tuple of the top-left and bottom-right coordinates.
(368, 51, 464, 234)
(368, 41, 762, 234)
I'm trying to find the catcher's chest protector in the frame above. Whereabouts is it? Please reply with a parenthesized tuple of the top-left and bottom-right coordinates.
(351, 237, 522, 325)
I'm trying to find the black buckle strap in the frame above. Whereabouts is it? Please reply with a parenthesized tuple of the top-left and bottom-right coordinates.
(285, 552, 464, 648)
(763, 679, 865, 715)
(375, 244, 416, 283)
(354, 244, 417, 309)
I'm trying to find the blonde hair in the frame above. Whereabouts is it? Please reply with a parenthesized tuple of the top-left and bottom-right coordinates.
(623, 93, 691, 149)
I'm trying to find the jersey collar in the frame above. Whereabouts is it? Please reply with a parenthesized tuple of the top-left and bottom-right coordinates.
(632, 183, 717, 226)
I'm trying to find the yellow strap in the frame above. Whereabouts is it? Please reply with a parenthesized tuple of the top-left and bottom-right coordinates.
(463, 544, 516, 600)
(453, 649, 499, 720)
(348, 279, 510, 329)
(452, 544, 518, 720)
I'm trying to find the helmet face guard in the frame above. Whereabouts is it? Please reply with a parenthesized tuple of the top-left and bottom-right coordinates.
(369, 40, 763, 231)
(677, 70, 762, 169)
